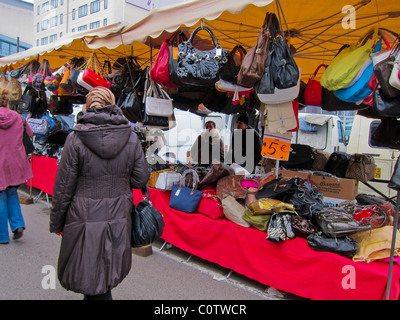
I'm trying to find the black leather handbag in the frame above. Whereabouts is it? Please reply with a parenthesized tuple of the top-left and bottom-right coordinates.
(325, 152, 351, 178)
(371, 117, 400, 149)
(18, 85, 36, 115)
(307, 232, 359, 258)
(219, 45, 247, 85)
(117, 68, 147, 123)
(22, 121, 34, 155)
(174, 26, 228, 86)
(372, 88, 400, 117)
(270, 36, 300, 90)
(131, 187, 165, 248)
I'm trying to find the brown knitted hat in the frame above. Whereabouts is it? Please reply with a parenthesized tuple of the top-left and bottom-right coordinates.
(84, 86, 115, 110)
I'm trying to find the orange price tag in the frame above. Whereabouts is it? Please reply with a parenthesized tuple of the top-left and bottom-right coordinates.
(261, 137, 291, 161)
(172, 47, 179, 60)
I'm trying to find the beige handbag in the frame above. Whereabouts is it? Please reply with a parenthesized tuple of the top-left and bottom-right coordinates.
(155, 171, 181, 191)
(221, 196, 250, 227)
(350, 226, 400, 263)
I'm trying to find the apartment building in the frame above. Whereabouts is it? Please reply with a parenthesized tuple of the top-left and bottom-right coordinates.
(33, 0, 151, 47)
(0, 0, 33, 57)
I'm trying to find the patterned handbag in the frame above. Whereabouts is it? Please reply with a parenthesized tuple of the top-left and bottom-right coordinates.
(26, 112, 55, 135)
(345, 153, 376, 182)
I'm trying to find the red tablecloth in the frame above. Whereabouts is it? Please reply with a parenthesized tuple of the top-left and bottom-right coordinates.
(27, 155, 400, 299)
(133, 188, 400, 300)
(27, 155, 58, 195)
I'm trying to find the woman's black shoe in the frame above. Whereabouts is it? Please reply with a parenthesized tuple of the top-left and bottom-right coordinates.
(13, 227, 24, 240)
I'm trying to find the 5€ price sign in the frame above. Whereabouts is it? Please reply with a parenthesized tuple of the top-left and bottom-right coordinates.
(261, 137, 291, 161)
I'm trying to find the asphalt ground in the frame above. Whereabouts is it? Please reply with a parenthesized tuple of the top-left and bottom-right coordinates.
(0, 186, 302, 301)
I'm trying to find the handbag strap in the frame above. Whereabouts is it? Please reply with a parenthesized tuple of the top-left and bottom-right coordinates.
(179, 169, 200, 193)
(310, 64, 328, 80)
(229, 45, 247, 62)
(187, 26, 220, 48)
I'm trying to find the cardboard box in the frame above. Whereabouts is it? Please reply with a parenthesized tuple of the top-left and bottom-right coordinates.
(310, 174, 358, 200)
(272, 168, 312, 180)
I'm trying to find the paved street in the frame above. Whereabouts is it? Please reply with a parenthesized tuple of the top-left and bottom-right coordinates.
(0, 190, 297, 301)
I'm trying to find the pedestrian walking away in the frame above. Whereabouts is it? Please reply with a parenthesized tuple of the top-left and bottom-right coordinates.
(50, 87, 150, 300)
(0, 88, 33, 244)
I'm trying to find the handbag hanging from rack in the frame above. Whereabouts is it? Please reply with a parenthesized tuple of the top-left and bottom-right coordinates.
(237, 12, 273, 88)
(32, 59, 52, 92)
(304, 64, 327, 106)
(142, 69, 176, 130)
(77, 52, 111, 91)
(151, 31, 186, 88)
(373, 35, 400, 98)
(173, 26, 228, 87)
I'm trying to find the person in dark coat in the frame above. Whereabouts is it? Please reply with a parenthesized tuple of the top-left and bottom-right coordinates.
(231, 114, 262, 173)
(50, 87, 149, 300)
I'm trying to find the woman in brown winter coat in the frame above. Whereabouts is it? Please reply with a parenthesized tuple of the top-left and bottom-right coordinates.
(50, 87, 149, 300)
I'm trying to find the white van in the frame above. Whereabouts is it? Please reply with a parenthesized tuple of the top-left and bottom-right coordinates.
(291, 113, 347, 153)
(155, 110, 233, 163)
(347, 114, 400, 199)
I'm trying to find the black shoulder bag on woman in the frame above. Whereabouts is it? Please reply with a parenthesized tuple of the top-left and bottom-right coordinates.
(22, 119, 35, 155)
(131, 186, 164, 248)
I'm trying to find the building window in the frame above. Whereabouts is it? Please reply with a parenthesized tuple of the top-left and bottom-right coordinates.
(50, 0, 58, 9)
(37, 5, 40, 15)
(103, 18, 107, 26)
(50, 16, 58, 28)
(41, 37, 48, 46)
(72, 28, 75, 32)
(41, 19, 49, 31)
(72, 9, 75, 20)
(78, 25, 87, 32)
(78, 5, 88, 18)
(41, 1, 49, 13)
(36, 39, 39, 46)
(90, 0, 100, 14)
(61, 0, 63, 5)
(60, 32, 63, 38)
(50, 34, 57, 43)
(60, 13, 63, 24)
(104, 0, 108, 9)
(37, 22, 40, 32)
(90, 21, 100, 30)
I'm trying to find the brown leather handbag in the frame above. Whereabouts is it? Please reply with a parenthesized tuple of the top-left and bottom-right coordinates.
(345, 153, 376, 182)
(236, 12, 274, 88)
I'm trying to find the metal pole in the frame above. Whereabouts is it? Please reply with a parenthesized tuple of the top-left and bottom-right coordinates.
(385, 191, 400, 300)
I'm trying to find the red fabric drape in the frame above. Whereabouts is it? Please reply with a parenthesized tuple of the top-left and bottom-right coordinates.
(27, 155, 58, 195)
(134, 188, 400, 300)
(27, 155, 400, 299)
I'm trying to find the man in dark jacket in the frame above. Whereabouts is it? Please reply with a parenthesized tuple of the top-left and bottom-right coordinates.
(231, 115, 262, 173)
(50, 87, 149, 300)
